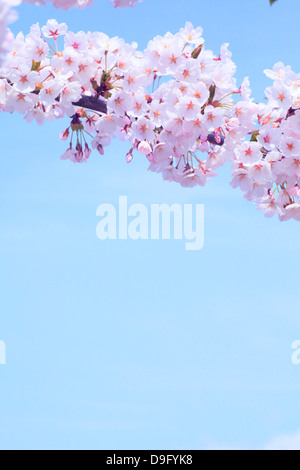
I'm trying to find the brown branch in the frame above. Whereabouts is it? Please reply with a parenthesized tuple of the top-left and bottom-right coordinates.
(0, 76, 108, 114)
(73, 95, 107, 114)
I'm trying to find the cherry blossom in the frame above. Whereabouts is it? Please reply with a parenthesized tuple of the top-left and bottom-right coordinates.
(231, 62, 300, 221)
(0, 0, 299, 222)
(110, 0, 142, 7)
(0, 0, 20, 65)
(0, 0, 141, 64)
(23, 0, 141, 9)
(1, 19, 256, 193)
(23, 0, 93, 9)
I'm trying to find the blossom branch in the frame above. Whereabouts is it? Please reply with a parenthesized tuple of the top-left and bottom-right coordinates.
(0, 76, 108, 113)
(1, 19, 300, 222)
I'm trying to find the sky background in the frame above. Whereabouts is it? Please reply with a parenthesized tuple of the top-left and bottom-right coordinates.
(0, 0, 299, 450)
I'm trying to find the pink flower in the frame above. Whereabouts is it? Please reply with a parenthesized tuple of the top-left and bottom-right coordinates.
(132, 117, 155, 141)
(42, 19, 68, 40)
(138, 140, 152, 156)
(235, 142, 262, 164)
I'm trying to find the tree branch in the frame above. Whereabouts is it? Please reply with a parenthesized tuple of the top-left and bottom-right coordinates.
(72, 95, 107, 114)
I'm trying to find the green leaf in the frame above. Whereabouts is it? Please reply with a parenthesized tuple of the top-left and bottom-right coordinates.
(270, 0, 277, 5)
(191, 44, 203, 60)
(31, 60, 41, 72)
(208, 85, 216, 104)
(250, 131, 259, 142)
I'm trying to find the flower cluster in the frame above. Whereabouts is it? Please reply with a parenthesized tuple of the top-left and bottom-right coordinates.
(0, 0, 20, 65)
(2, 20, 252, 187)
(0, 0, 142, 65)
(23, 0, 93, 9)
(0, 0, 93, 66)
(231, 62, 300, 221)
(23, 0, 140, 9)
(0, 18, 299, 221)
(110, 0, 142, 7)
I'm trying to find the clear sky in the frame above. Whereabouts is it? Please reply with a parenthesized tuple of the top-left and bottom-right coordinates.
(0, 0, 300, 451)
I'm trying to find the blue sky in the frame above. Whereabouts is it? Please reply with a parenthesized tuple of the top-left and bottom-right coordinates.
(0, 0, 300, 450)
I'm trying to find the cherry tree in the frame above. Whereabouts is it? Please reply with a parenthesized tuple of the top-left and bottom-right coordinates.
(1, 0, 299, 221)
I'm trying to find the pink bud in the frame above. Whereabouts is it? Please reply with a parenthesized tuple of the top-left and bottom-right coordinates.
(97, 144, 104, 156)
(84, 144, 91, 160)
(126, 152, 133, 163)
(60, 129, 70, 141)
(146, 153, 154, 162)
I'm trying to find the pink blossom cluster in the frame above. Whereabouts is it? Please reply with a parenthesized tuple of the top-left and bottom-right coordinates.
(22, 0, 141, 9)
(0, 0, 20, 65)
(23, 0, 93, 9)
(0, 20, 299, 221)
(0, 0, 138, 65)
(231, 62, 300, 221)
(0, 19, 141, 120)
(110, 0, 142, 8)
